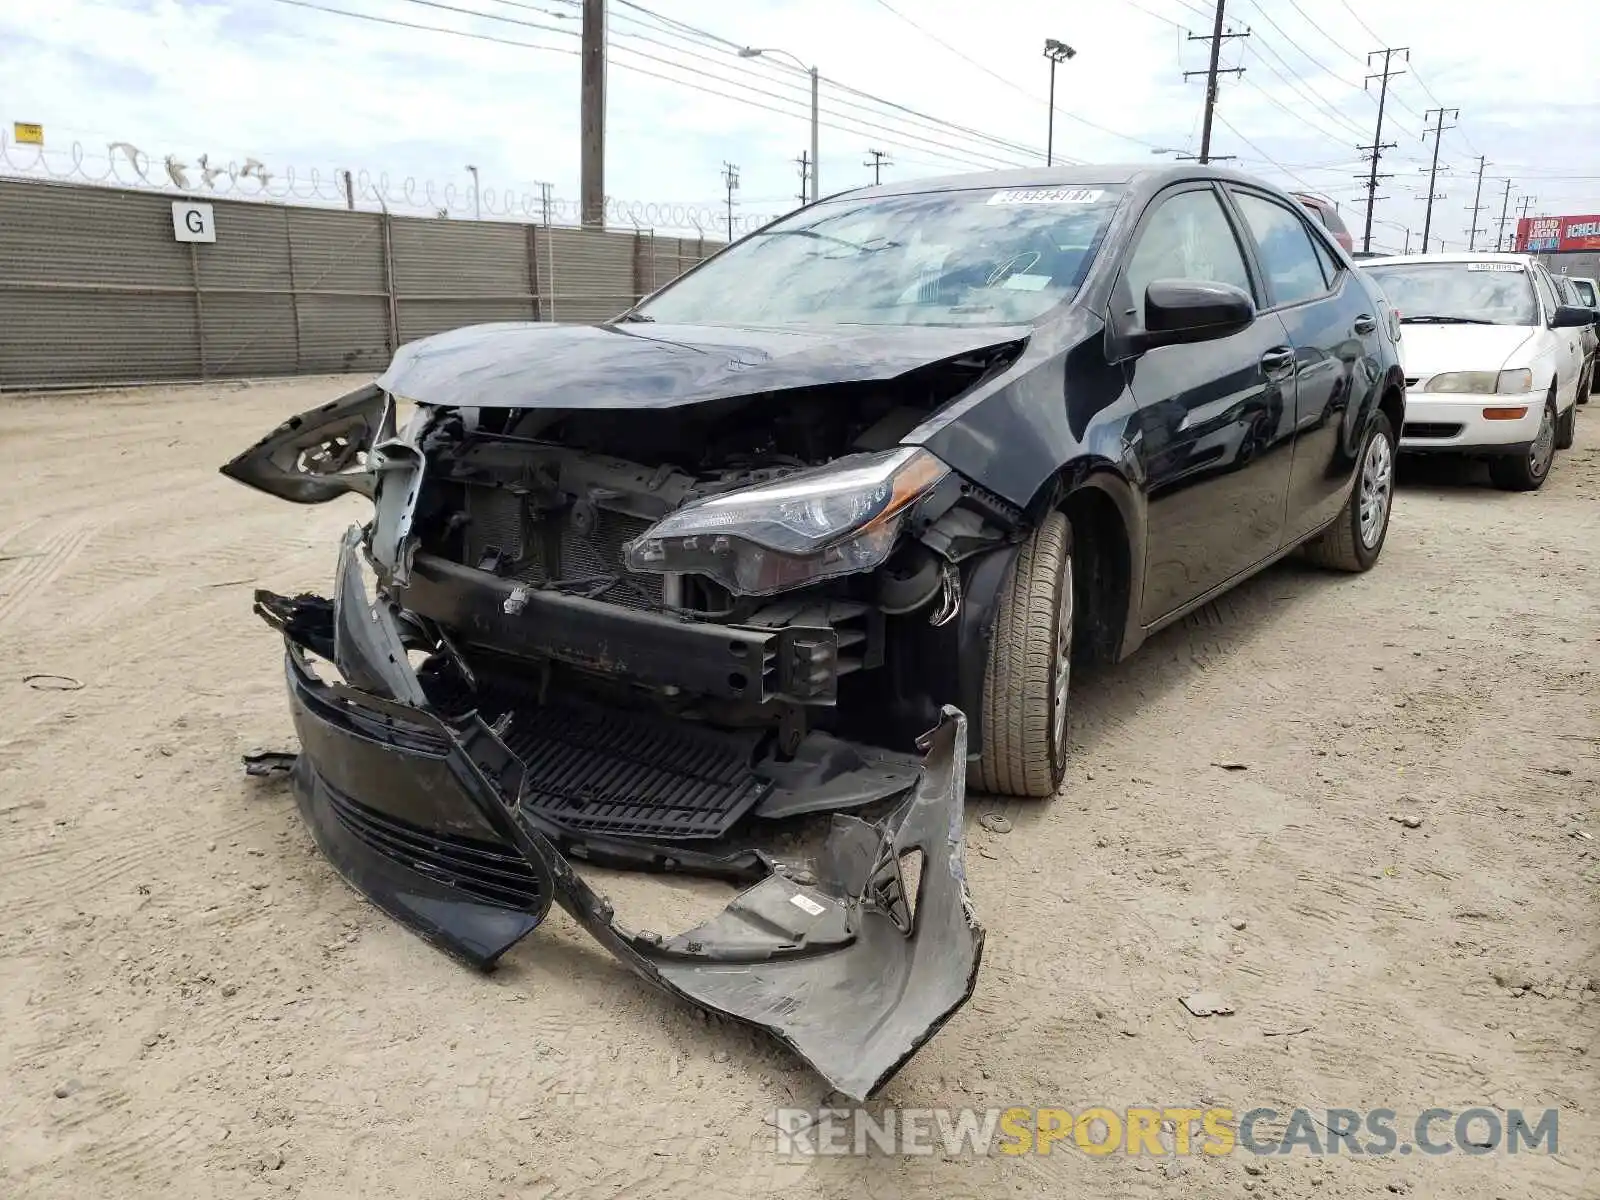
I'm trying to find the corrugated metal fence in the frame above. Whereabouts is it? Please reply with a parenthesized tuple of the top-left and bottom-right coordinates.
(0, 177, 720, 389)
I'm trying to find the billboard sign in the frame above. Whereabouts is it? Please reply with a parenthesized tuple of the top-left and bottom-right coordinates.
(1515, 214, 1600, 253)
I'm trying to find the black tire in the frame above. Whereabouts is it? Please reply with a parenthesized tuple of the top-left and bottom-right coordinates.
(1489, 397, 1557, 491)
(1555, 398, 1576, 450)
(1578, 366, 1591, 405)
(973, 511, 1072, 798)
(1302, 411, 1395, 573)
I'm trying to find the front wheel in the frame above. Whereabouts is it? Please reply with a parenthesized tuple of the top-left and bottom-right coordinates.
(1489, 398, 1557, 491)
(972, 511, 1073, 798)
(1302, 411, 1395, 572)
(1555, 398, 1576, 450)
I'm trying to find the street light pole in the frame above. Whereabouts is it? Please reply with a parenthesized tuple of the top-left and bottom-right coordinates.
(809, 66, 819, 202)
(1042, 39, 1075, 167)
(465, 164, 480, 220)
(740, 46, 819, 201)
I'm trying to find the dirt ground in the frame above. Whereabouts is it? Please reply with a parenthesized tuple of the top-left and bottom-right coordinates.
(0, 377, 1596, 1200)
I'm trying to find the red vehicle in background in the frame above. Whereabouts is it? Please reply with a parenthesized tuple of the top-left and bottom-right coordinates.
(1294, 192, 1355, 253)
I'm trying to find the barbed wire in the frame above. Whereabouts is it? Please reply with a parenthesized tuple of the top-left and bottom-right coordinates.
(0, 133, 779, 235)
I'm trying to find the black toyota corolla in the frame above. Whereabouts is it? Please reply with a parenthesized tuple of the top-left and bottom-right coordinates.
(224, 164, 1405, 1098)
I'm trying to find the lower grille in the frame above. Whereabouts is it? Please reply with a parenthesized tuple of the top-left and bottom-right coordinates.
(322, 779, 547, 910)
(464, 487, 661, 609)
(1403, 422, 1463, 439)
(502, 702, 771, 840)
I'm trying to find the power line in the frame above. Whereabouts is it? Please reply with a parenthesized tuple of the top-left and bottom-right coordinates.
(1211, 113, 1315, 189)
(1242, 41, 1367, 141)
(1284, 0, 1362, 66)
(476, 0, 1055, 167)
(1242, 1, 1359, 88)
(266, 0, 1017, 173)
(865, 0, 1162, 150)
(1334, 0, 1382, 43)
(394, 0, 1036, 168)
(590, 0, 1053, 162)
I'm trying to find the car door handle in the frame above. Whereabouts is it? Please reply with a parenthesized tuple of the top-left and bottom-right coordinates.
(1261, 348, 1297, 379)
(1353, 314, 1377, 335)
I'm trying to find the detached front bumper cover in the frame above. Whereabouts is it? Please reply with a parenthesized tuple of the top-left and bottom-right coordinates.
(254, 531, 984, 1101)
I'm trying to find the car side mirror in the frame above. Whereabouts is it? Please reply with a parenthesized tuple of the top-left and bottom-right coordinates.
(1550, 304, 1593, 329)
(1134, 279, 1256, 351)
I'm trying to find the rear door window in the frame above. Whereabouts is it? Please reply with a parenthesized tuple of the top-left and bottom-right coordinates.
(1232, 191, 1330, 307)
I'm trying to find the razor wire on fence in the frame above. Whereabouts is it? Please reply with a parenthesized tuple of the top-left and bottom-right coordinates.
(0, 132, 781, 236)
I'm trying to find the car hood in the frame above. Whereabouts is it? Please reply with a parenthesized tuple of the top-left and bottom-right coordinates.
(375, 320, 1032, 409)
(1399, 324, 1536, 379)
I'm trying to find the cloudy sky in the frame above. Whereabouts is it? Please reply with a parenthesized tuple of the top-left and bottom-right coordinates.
(2, 0, 1596, 249)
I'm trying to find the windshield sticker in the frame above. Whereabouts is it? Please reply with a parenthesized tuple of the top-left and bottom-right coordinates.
(987, 187, 1106, 205)
(1001, 273, 1053, 292)
(1467, 262, 1523, 272)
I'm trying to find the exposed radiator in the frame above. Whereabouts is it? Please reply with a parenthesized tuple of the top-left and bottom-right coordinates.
(463, 487, 663, 609)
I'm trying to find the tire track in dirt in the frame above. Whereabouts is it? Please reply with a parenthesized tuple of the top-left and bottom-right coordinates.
(0, 522, 98, 632)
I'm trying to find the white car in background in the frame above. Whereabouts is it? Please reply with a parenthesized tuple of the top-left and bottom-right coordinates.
(1362, 253, 1590, 491)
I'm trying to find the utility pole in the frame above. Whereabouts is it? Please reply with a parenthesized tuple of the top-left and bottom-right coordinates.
(1514, 194, 1538, 252)
(1403, 227, 1411, 254)
(1042, 39, 1076, 167)
(795, 152, 811, 205)
(341, 169, 355, 210)
(1420, 106, 1458, 253)
(722, 162, 739, 242)
(539, 181, 553, 227)
(1358, 47, 1407, 253)
(1494, 178, 1513, 250)
(580, 0, 606, 227)
(1183, 1, 1247, 164)
(864, 148, 891, 185)
(1465, 155, 1488, 251)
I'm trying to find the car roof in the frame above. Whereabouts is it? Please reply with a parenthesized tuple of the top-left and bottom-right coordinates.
(827, 163, 1293, 203)
(1362, 251, 1537, 267)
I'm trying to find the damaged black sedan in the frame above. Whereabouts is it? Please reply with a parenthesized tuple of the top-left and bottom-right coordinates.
(223, 165, 1405, 1099)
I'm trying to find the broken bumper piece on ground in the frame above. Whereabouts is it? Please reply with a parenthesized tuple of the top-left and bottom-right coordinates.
(250, 533, 985, 1101)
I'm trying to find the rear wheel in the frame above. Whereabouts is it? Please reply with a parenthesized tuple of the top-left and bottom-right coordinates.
(1489, 397, 1557, 491)
(973, 511, 1072, 798)
(1302, 411, 1395, 572)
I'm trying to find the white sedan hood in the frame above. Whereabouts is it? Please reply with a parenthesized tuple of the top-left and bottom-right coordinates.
(1400, 324, 1536, 379)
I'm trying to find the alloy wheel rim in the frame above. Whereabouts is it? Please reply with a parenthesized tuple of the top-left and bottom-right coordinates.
(1051, 559, 1073, 761)
(1530, 404, 1555, 476)
(1358, 432, 1393, 549)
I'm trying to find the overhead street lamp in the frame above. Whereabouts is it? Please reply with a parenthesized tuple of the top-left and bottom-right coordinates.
(1043, 38, 1076, 168)
(739, 46, 819, 202)
(465, 164, 480, 220)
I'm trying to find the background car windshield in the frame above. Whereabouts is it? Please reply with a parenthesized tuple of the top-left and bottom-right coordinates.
(1364, 262, 1539, 325)
(1573, 279, 1597, 306)
(635, 185, 1124, 327)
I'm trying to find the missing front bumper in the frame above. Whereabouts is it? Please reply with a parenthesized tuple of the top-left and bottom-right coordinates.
(254, 534, 984, 1101)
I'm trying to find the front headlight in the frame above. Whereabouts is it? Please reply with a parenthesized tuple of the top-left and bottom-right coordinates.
(1423, 369, 1533, 394)
(1424, 371, 1497, 394)
(623, 446, 951, 596)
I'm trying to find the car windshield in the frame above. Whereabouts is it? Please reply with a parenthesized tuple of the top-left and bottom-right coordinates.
(1573, 279, 1598, 306)
(633, 185, 1125, 327)
(1363, 261, 1539, 326)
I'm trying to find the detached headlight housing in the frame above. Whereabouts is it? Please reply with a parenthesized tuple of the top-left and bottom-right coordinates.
(623, 446, 951, 596)
(1424, 369, 1532, 395)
